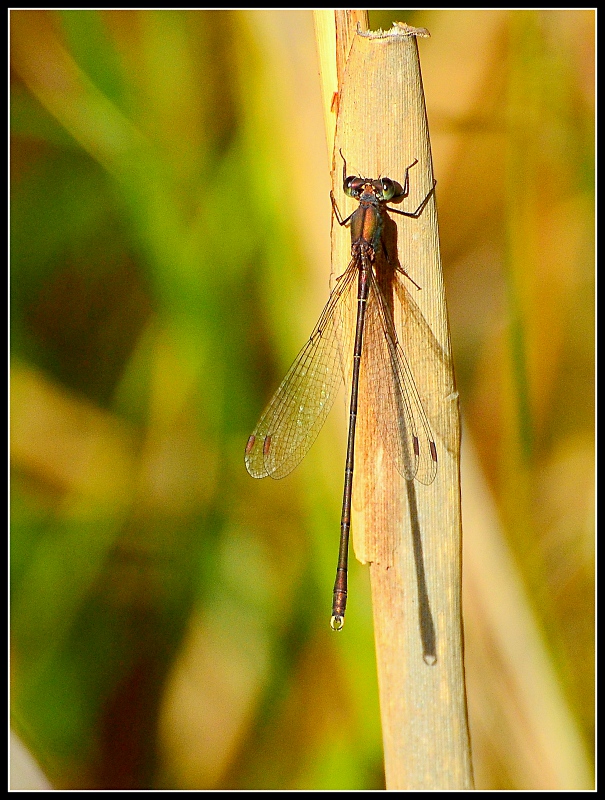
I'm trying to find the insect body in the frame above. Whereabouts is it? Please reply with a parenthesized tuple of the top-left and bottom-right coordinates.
(246, 152, 437, 629)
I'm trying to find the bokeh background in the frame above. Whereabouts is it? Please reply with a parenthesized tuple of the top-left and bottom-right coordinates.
(10, 9, 594, 790)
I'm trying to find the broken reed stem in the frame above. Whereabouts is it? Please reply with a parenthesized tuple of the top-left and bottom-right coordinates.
(313, 10, 368, 159)
(314, 13, 473, 790)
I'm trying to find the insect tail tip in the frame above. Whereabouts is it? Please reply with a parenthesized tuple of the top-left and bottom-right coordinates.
(330, 614, 345, 632)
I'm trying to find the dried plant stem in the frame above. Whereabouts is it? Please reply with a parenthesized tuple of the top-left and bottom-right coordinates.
(314, 13, 473, 789)
(313, 10, 368, 158)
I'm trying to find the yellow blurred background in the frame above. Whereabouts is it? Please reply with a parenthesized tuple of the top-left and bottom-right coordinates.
(10, 9, 594, 789)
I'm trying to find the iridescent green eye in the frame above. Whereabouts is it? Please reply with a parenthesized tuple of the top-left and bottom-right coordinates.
(382, 178, 405, 202)
(344, 176, 364, 198)
(381, 179, 396, 201)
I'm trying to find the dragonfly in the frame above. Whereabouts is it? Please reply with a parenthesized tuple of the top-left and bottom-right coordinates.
(245, 151, 438, 630)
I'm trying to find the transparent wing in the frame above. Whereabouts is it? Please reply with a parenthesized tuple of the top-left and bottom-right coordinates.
(245, 261, 358, 479)
(362, 271, 438, 485)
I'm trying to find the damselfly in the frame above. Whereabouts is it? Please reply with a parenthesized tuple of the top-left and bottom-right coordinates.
(245, 151, 438, 630)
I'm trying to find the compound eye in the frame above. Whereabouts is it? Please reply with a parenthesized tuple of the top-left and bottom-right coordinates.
(344, 176, 364, 198)
(380, 178, 396, 201)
